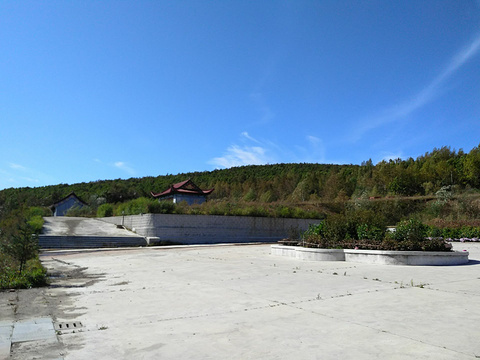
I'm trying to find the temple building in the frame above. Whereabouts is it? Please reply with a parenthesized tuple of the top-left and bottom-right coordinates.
(151, 179, 214, 205)
(51, 192, 87, 216)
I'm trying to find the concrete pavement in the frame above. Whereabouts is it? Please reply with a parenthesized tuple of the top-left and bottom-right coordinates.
(4, 242, 480, 359)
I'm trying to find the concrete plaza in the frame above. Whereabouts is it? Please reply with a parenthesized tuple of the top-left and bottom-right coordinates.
(3, 242, 480, 359)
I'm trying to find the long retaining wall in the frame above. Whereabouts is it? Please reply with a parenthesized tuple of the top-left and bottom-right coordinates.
(271, 245, 470, 265)
(100, 214, 320, 245)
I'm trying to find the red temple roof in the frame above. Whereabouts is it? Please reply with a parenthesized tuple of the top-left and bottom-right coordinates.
(151, 179, 214, 198)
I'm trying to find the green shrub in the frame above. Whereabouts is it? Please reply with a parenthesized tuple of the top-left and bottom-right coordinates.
(356, 224, 385, 241)
(97, 203, 114, 217)
(426, 226, 443, 238)
(27, 215, 44, 233)
(66, 205, 94, 217)
(303, 222, 326, 238)
(26, 206, 50, 218)
(301, 217, 448, 251)
(441, 227, 461, 240)
(458, 226, 480, 238)
(149, 201, 175, 214)
(0, 256, 47, 290)
(323, 214, 348, 242)
(277, 206, 294, 218)
(393, 219, 427, 242)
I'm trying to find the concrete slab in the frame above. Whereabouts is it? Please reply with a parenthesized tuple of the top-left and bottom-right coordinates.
(36, 242, 480, 359)
(11, 317, 57, 344)
(0, 321, 13, 360)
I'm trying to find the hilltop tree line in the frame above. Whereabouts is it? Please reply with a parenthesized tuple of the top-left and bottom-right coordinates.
(1, 145, 480, 223)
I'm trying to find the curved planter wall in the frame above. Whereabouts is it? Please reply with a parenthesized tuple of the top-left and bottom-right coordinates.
(271, 245, 345, 261)
(271, 245, 469, 266)
(343, 249, 469, 265)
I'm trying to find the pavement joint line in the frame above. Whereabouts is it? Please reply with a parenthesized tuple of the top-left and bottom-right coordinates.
(126, 302, 290, 326)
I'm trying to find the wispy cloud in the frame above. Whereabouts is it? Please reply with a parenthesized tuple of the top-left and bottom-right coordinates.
(354, 33, 480, 140)
(114, 161, 136, 175)
(241, 131, 261, 144)
(209, 131, 276, 168)
(9, 163, 27, 171)
(1, 164, 41, 188)
(293, 135, 327, 163)
(209, 145, 270, 168)
(209, 132, 332, 168)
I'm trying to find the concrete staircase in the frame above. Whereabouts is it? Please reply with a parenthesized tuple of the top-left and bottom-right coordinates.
(39, 217, 147, 249)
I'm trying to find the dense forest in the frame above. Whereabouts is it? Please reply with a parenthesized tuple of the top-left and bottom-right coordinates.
(1, 145, 480, 225)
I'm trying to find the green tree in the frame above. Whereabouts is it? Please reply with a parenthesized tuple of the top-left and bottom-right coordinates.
(1, 219, 39, 274)
(464, 144, 480, 187)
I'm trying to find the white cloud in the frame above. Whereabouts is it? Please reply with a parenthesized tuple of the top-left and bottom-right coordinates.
(241, 131, 261, 144)
(9, 163, 27, 171)
(114, 161, 136, 175)
(354, 32, 480, 140)
(209, 132, 333, 168)
(209, 145, 270, 168)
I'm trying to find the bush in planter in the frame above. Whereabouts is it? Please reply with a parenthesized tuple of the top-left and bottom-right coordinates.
(383, 219, 450, 251)
(302, 222, 343, 248)
(303, 222, 326, 238)
(356, 224, 385, 241)
(392, 219, 427, 242)
(323, 214, 348, 242)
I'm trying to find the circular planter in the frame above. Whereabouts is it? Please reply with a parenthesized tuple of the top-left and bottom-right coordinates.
(344, 249, 469, 266)
(271, 245, 345, 261)
(271, 245, 469, 265)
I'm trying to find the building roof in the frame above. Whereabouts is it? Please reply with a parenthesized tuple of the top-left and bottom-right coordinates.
(51, 192, 88, 207)
(151, 179, 214, 198)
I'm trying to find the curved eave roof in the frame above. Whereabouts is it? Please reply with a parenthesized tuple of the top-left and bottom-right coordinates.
(51, 192, 88, 207)
(151, 188, 214, 198)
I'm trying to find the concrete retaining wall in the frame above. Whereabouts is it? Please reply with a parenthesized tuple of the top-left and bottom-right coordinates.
(271, 245, 469, 265)
(100, 214, 320, 244)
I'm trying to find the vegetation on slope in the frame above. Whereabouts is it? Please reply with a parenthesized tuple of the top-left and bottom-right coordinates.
(0, 145, 480, 225)
(0, 207, 48, 290)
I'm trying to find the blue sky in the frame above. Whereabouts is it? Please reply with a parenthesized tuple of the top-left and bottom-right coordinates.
(1, 1, 480, 190)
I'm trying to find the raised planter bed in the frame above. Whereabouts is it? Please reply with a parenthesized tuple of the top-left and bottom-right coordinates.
(271, 245, 469, 266)
(343, 249, 469, 265)
(271, 245, 345, 261)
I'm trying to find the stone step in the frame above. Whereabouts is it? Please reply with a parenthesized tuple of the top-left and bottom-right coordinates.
(38, 235, 147, 249)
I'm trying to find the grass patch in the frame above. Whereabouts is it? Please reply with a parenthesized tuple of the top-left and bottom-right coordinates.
(0, 253, 48, 290)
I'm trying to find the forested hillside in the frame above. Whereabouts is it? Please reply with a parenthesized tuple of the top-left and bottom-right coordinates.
(1, 145, 480, 224)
